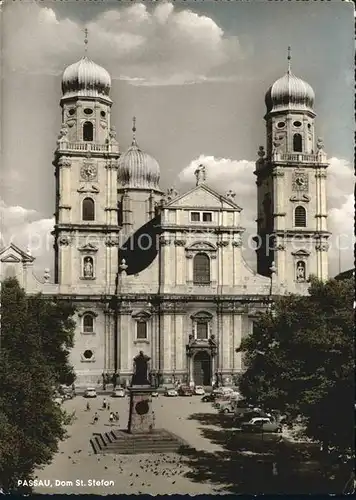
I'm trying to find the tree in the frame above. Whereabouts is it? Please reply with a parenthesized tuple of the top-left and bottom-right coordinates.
(0, 278, 76, 492)
(238, 277, 354, 461)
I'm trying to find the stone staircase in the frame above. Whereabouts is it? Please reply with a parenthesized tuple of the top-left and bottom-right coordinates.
(90, 428, 192, 455)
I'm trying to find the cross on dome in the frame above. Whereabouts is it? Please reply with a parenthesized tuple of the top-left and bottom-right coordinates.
(132, 116, 137, 146)
(84, 28, 88, 53)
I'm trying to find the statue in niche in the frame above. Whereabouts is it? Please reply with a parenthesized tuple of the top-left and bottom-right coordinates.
(296, 261, 306, 282)
(131, 351, 151, 386)
(83, 257, 94, 278)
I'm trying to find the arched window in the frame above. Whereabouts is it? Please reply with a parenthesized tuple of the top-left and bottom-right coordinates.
(193, 253, 210, 284)
(294, 206, 306, 227)
(293, 133, 303, 152)
(82, 197, 95, 221)
(83, 121, 93, 141)
(83, 313, 94, 333)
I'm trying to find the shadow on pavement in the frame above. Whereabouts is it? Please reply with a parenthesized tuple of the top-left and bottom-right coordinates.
(181, 411, 350, 494)
(187, 411, 234, 429)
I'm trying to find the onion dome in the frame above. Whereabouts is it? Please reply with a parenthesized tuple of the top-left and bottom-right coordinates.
(61, 56, 111, 101)
(265, 49, 314, 114)
(117, 118, 161, 190)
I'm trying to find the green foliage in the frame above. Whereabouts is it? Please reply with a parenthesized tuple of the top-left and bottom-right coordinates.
(238, 277, 354, 459)
(0, 278, 76, 492)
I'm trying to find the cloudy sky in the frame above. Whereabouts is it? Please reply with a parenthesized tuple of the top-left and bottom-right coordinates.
(0, 0, 354, 278)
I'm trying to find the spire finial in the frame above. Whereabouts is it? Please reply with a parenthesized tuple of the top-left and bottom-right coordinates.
(287, 46, 291, 73)
(84, 27, 88, 54)
(132, 116, 137, 146)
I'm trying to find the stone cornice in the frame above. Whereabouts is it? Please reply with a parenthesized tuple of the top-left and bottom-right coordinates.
(52, 224, 122, 233)
(254, 161, 328, 177)
(161, 225, 245, 234)
(39, 293, 278, 304)
(258, 230, 331, 239)
(53, 151, 120, 163)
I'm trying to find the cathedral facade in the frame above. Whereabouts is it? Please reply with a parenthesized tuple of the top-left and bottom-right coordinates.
(0, 54, 330, 387)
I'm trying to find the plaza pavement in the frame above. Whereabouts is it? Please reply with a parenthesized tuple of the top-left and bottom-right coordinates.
(34, 395, 230, 495)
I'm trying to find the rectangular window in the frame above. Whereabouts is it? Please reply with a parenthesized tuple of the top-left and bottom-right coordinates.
(196, 321, 208, 340)
(191, 212, 200, 222)
(202, 212, 212, 222)
(136, 321, 147, 340)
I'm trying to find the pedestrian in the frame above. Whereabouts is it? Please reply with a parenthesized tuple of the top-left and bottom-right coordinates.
(86, 401, 90, 411)
(107, 402, 110, 411)
(93, 412, 99, 424)
(114, 412, 120, 423)
(102, 398, 107, 409)
(109, 412, 114, 425)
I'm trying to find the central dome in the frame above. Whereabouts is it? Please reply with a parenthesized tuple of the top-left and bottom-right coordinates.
(61, 56, 111, 102)
(265, 69, 315, 114)
(118, 138, 161, 190)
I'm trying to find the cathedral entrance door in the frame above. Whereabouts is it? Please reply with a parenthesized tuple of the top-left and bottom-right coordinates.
(193, 351, 211, 386)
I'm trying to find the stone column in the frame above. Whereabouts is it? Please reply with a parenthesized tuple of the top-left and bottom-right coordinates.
(162, 313, 172, 374)
(58, 157, 71, 224)
(222, 313, 231, 371)
(188, 355, 194, 386)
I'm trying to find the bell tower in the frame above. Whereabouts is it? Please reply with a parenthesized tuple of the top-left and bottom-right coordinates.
(53, 30, 120, 294)
(254, 49, 330, 293)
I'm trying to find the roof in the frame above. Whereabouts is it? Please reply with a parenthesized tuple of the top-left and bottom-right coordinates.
(0, 243, 35, 263)
(164, 183, 242, 211)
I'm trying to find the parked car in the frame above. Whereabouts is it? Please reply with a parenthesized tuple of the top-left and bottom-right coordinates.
(241, 417, 282, 433)
(53, 396, 64, 405)
(151, 391, 159, 397)
(213, 395, 233, 408)
(84, 387, 97, 398)
(58, 385, 75, 399)
(201, 393, 218, 403)
(178, 386, 193, 396)
(165, 388, 178, 397)
(194, 386, 205, 396)
(213, 387, 234, 396)
(219, 402, 235, 414)
(111, 388, 125, 398)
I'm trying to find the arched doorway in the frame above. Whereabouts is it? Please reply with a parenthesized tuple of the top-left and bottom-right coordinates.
(193, 351, 212, 386)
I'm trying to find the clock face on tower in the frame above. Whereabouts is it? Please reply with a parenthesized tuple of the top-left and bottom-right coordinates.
(80, 163, 97, 182)
(292, 172, 308, 192)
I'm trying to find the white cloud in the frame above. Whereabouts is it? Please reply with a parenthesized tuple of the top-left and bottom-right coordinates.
(3, 1, 242, 85)
(178, 155, 354, 276)
(0, 199, 54, 273)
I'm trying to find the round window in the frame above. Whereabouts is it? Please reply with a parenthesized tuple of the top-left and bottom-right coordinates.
(293, 121, 302, 128)
(84, 108, 93, 115)
(83, 349, 93, 359)
(277, 122, 285, 129)
(100, 111, 106, 118)
(68, 108, 75, 116)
